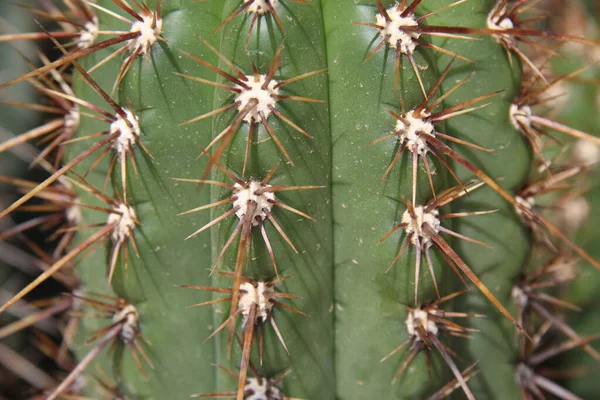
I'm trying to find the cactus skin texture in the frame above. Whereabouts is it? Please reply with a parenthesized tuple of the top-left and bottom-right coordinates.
(1, 1, 600, 400)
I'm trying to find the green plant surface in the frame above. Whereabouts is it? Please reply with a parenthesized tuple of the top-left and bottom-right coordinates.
(323, 0, 447, 396)
(10, 0, 598, 399)
(71, 0, 337, 397)
(207, 1, 335, 396)
(426, 2, 532, 398)
(70, 1, 227, 398)
(67, 0, 534, 398)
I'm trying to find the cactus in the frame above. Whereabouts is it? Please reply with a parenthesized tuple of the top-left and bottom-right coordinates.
(1, 1, 600, 399)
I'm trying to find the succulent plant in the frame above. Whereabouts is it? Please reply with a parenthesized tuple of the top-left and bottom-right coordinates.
(1, 1, 600, 399)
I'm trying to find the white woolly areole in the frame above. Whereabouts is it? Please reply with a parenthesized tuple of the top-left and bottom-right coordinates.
(112, 304, 139, 344)
(487, 2, 514, 43)
(59, 179, 82, 225)
(516, 363, 535, 388)
(402, 206, 440, 247)
(110, 109, 141, 154)
(551, 258, 578, 283)
(515, 195, 534, 217)
(572, 139, 600, 165)
(233, 181, 275, 226)
(376, 5, 420, 54)
(244, 377, 283, 400)
(509, 104, 532, 131)
(238, 282, 275, 325)
(107, 203, 136, 242)
(78, 17, 99, 49)
(64, 105, 81, 139)
(560, 196, 590, 233)
(543, 81, 570, 113)
(246, 0, 279, 15)
(71, 287, 85, 312)
(235, 75, 280, 123)
(68, 375, 87, 396)
(129, 14, 163, 56)
(396, 110, 434, 155)
(511, 285, 528, 309)
(66, 202, 82, 226)
(406, 308, 438, 340)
